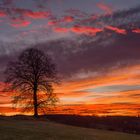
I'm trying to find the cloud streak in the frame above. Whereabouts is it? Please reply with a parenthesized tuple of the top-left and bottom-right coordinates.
(96, 2, 113, 15)
(105, 26, 127, 35)
(24, 11, 50, 19)
(10, 19, 31, 27)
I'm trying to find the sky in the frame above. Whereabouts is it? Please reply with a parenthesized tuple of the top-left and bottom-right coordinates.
(0, 0, 140, 116)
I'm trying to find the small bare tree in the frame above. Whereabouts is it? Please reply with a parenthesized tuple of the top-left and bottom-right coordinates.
(4, 48, 59, 118)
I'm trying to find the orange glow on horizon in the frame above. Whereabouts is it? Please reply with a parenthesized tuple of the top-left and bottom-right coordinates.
(0, 64, 140, 116)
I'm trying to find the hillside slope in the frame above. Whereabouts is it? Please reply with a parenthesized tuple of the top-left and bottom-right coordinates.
(0, 119, 140, 140)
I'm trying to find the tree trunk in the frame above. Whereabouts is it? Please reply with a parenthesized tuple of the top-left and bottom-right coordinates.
(33, 85, 38, 118)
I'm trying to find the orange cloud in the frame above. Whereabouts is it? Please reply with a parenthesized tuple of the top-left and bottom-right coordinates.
(96, 2, 113, 14)
(91, 90, 140, 105)
(54, 104, 140, 116)
(106, 26, 127, 35)
(0, 103, 140, 116)
(54, 64, 140, 105)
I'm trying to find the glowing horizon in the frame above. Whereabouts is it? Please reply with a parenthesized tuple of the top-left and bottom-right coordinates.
(1, 64, 140, 116)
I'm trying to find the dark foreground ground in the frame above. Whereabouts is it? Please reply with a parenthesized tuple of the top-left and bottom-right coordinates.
(0, 118, 140, 140)
(0, 115, 140, 140)
(46, 115, 140, 134)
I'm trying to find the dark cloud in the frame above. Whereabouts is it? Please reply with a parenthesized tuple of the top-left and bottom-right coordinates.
(29, 30, 140, 79)
(0, 5, 140, 81)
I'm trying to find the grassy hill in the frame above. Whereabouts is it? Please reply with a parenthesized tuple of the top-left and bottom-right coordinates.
(0, 118, 140, 140)
(46, 115, 140, 134)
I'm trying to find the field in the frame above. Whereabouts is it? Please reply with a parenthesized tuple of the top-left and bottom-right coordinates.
(0, 118, 140, 140)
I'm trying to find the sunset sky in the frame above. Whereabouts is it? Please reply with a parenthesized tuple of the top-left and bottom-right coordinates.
(0, 0, 140, 116)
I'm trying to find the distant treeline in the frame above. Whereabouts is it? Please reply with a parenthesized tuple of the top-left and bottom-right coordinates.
(46, 115, 140, 135)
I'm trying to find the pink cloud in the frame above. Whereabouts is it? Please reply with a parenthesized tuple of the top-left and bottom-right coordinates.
(71, 25, 103, 35)
(96, 2, 113, 14)
(48, 16, 74, 26)
(106, 26, 127, 35)
(48, 20, 58, 26)
(132, 29, 140, 33)
(0, 11, 6, 17)
(24, 11, 50, 19)
(53, 25, 103, 35)
(54, 27, 69, 33)
(62, 16, 74, 22)
(10, 19, 31, 28)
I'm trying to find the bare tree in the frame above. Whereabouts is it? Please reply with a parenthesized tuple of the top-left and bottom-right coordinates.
(4, 48, 59, 118)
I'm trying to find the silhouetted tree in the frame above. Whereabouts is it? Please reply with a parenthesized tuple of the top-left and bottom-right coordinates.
(4, 48, 59, 118)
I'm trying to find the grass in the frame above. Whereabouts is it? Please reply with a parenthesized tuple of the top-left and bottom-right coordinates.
(0, 119, 140, 140)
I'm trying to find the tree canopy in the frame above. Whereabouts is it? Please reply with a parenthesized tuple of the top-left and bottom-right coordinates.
(4, 48, 59, 117)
